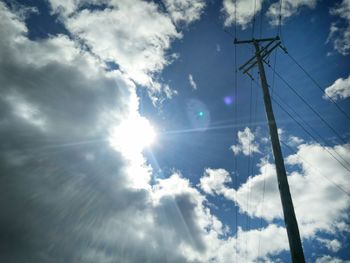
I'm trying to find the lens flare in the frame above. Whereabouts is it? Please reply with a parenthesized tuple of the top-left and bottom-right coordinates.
(223, 95, 234, 105)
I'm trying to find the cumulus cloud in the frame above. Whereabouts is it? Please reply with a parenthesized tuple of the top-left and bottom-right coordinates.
(231, 127, 260, 156)
(48, 0, 181, 95)
(47, 0, 206, 101)
(200, 168, 236, 199)
(222, 0, 317, 28)
(151, 173, 291, 262)
(222, 0, 263, 28)
(4, 92, 47, 130)
(288, 135, 304, 147)
(188, 74, 197, 90)
(328, 0, 350, 55)
(317, 238, 342, 253)
(200, 143, 350, 248)
(216, 223, 289, 262)
(0, 2, 292, 262)
(267, 0, 317, 25)
(200, 163, 282, 220)
(162, 0, 206, 25)
(2, 1, 349, 262)
(316, 255, 350, 263)
(0, 2, 157, 262)
(0, 3, 217, 262)
(324, 74, 350, 101)
(285, 143, 350, 236)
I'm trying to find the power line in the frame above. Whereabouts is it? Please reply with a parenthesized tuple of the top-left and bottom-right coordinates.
(271, 90, 350, 170)
(264, 62, 348, 145)
(259, 2, 263, 38)
(245, 79, 254, 263)
(271, 47, 278, 96)
(269, 11, 350, 181)
(271, 93, 350, 174)
(236, 37, 306, 262)
(249, 74, 259, 250)
(280, 140, 350, 198)
(233, 1, 238, 262)
(246, 4, 258, 259)
(277, 0, 283, 40)
(276, 8, 347, 122)
(251, 0, 257, 38)
(281, 48, 350, 122)
(222, 26, 236, 39)
(251, 75, 350, 174)
(257, 155, 268, 260)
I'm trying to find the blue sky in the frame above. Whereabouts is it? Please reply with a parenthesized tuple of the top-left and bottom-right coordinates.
(0, 0, 350, 262)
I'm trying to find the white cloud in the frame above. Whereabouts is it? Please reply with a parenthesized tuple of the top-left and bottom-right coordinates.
(200, 162, 283, 220)
(163, 84, 178, 98)
(4, 92, 47, 130)
(48, 0, 79, 16)
(222, 0, 263, 28)
(286, 143, 350, 236)
(288, 135, 304, 147)
(267, 0, 317, 25)
(214, 224, 289, 263)
(222, 0, 317, 28)
(0, 3, 189, 262)
(317, 238, 342, 253)
(231, 127, 260, 156)
(200, 142, 350, 247)
(200, 168, 236, 199)
(2, 2, 349, 262)
(4, 0, 39, 19)
(162, 0, 206, 25)
(188, 74, 197, 90)
(324, 74, 350, 101)
(316, 255, 350, 263)
(328, 0, 350, 55)
(327, 239, 342, 252)
(48, 0, 182, 95)
(156, 173, 290, 263)
(245, 143, 350, 237)
(1, 3, 290, 263)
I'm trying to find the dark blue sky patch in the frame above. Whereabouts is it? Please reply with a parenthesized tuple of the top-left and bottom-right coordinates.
(3, 0, 69, 40)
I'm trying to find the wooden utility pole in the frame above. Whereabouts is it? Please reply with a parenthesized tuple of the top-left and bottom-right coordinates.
(234, 37, 305, 263)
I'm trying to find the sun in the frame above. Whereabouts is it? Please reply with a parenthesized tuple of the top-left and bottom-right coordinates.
(109, 115, 156, 158)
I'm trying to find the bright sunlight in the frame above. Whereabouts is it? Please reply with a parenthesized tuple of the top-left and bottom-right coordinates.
(109, 115, 156, 159)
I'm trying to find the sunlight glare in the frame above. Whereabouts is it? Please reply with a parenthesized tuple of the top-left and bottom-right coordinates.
(109, 115, 156, 159)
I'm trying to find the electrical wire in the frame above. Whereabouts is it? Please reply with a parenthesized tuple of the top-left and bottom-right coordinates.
(265, 62, 348, 145)
(277, 0, 283, 42)
(233, 1, 239, 261)
(271, 48, 278, 96)
(247, 1, 258, 257)
(276, 9, 350, 124)
(248, 72, 259, 240)
(259, 1, 263, 38)
(282, 49, 350, 122)
(280, 140, 350, 198)
(271, 93, 350, 174)
(252, 78, 350, 195)
(251, 75, 350, 174)
(257, 154, 268, 260)
(245, 78, 254, 263)
(271, 90, 350, 169)
(251, 0, 257, 38)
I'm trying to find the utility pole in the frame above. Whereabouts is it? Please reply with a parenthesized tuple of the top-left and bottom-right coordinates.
(234, 36, 306, 263)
